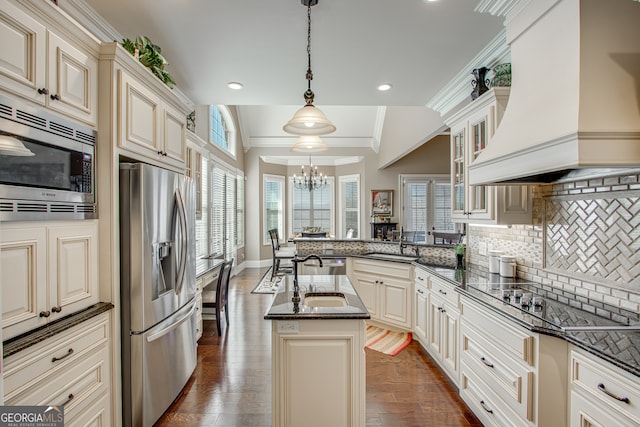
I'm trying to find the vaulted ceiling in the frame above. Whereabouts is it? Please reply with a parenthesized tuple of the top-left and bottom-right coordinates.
(79, 0, 505, 153)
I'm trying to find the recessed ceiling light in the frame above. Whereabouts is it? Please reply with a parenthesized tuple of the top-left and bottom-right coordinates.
(377, 83, 392, 91)
(227, 82, 243, 90)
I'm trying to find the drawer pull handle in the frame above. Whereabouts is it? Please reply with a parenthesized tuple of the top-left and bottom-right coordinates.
(481, 357, 494, 368)
(62, 393, 75, 407)
(37, 88, 49, 95)
(51, 306, 62, 313)
(50, 93, 61, 101)
(52, 348, 74, 363)
(438, 289, 447, 295)
(479, 400, 494, 414)
(39, 310, 51, 318)
(598, 383, 630, 404)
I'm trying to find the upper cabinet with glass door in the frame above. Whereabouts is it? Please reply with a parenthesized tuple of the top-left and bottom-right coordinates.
(445, 88, 532, 225)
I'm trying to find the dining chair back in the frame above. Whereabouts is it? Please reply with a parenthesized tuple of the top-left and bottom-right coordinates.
(268, 228, 295, 280)
(203, 259, 234, 335)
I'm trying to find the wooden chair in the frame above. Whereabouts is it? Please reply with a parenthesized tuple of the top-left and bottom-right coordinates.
(203, 259, 234, 335)
(268, 228, 295, 280)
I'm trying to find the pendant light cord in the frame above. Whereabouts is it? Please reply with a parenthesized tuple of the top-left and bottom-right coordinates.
(304, 5, 315, 105)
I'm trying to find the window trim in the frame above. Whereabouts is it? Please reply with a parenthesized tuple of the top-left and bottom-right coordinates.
(287, 175, 335, 237)
(399, 174, 456, 243)
(263, 174, 285, 246)
(209, 104, 237, 160)
(338, 174, 360, 239)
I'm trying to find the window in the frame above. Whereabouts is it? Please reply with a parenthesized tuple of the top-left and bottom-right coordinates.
(264, 175, 285, 245)
(236, 173, 245, 248)
(195, 156, 209, 258)
(339, 175, 360, 238)
(401, 174, 456, 243)
(209, 105, 236, 157)
(289, 177, 335, 235)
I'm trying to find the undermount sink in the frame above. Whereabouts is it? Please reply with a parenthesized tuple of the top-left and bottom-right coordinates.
(303, 292, 348, 308)
(365, 252, 418, 262)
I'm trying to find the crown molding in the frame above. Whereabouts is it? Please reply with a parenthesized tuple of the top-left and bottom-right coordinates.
(426, 29, 510, 117)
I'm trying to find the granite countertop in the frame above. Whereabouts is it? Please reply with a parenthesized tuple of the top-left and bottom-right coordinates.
(291, 237, 455, 248)
(3, 302, 114, 358)
(264, 275, 370, 320)
(413, 261, 640, 377)
(196, 257, 224, 277)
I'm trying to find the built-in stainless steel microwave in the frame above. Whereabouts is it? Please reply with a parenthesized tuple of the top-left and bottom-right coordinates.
(0, 95, 97, 221)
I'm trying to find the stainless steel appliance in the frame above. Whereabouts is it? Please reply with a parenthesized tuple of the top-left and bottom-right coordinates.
(120, 163, 197, 427)
(0, 94, 96, 220)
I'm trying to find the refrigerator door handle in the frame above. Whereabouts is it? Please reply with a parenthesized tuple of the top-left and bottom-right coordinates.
(146, 301, 196, 343)
(174, 187, 188, 295)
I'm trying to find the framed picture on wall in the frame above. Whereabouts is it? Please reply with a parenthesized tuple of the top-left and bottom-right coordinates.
(371, 189, 393, 217)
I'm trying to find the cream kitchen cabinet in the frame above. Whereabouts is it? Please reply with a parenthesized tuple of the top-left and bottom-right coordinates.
(446, 87, 531, 225)
(426, 276, 460, 385)
(99, 42, 190, 172)
(459, 295, 569, 427)
(348, 257, 413, 330)
(0, 0, 98, 127)
(1, 220, 99, 340)
(569, 347, 640, 427)
(271, 318, 367, 427)
(414, 275, 429, 346)
(186, 131, 204, 219)
(3, 312, 111, 425)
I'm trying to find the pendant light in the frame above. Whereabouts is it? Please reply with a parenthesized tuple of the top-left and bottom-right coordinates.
(291, 135, 328, 152)
(0, 134, 34, 156)
(283, 0, 336, 137)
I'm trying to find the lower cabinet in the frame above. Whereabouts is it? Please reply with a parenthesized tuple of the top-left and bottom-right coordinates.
(271, 319, 366, 427)
(348, 258, 413, 330)
(459, 295, 568, 427)
(414, 266, 460, 386)
(569, 346, 640, 427)
(3, 312, 111, 425)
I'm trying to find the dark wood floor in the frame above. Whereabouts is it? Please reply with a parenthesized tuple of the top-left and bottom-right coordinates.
(155, 268, 482, 427)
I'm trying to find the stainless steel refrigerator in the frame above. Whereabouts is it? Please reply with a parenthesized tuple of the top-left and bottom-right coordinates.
(119, 163, 198, 427)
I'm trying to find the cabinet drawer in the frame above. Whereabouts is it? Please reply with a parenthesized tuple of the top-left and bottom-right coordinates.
(65, 391, 112, 427)
(460, 360, 527, 427)
(6, 343, 110, 416)
(351, 258, 412, 280)
(414, 267, 429, 287)
(461, 297, 534, 366)
(430, 276, 459, 308)
(461, 323, 533, 421)
(570, 349, 640, 423)
(200, 268, 219, 290)
(4, 312, 109, 399)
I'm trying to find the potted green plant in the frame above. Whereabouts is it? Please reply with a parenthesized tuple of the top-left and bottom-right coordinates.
(454, 243, 465, 269)
(121, 36, 175, 89)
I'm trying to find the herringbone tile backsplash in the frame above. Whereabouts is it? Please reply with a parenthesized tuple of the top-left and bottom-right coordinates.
(468, 173, 640, 314)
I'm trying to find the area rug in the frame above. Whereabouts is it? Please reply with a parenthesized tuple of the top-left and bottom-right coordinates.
(365, 325, 412, 356)
(251, 268, 284, 294)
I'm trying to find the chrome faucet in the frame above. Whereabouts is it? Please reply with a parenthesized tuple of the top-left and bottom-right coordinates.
(290, 254, 323, 303)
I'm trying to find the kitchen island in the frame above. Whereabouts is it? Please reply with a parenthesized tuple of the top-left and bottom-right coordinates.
(264, 274, 369, 427)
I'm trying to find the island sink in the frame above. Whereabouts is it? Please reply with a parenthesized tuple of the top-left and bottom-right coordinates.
(303, 292, 347, 308)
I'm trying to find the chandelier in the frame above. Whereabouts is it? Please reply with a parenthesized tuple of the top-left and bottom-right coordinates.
(293, 157, 327, 192)
(283, 0, 336, 137)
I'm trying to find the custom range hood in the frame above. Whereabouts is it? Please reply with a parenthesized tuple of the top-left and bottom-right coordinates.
(469, 0, 640, 185)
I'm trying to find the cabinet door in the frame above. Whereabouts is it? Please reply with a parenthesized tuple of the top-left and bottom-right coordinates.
(414, 284, 428, 344)
(451, 125, 466, 219)
(163, 103, 186, 164)
(427, 293, 443, 356)
(0, 0, 46, 104)
(47, 221, 99, 320)
(467, 113, 492, 220)
(440, 303, 459, 382)
(118, 69, 162, 157)
(1, 226, 48, 338)
(47, 32, 98, 126)
(379, 278, 411, 329)
(353, 274, 378, 319)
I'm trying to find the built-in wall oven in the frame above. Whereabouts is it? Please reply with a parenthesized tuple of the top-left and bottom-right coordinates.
(0, 94, 96, 220)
